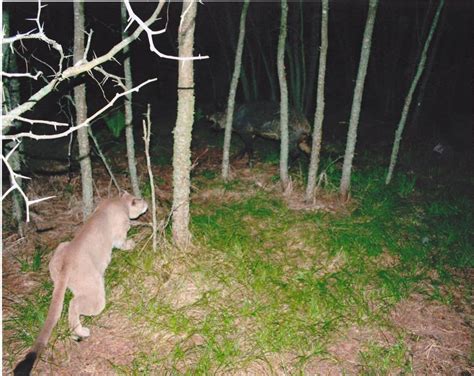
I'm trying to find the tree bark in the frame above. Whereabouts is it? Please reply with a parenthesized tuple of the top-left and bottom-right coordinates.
(278, 0, 290, 189)
(221, 0, 250, 180)
(172, 0, 198, 249)
(386, 0, 444, 184)
(121, 2, 141, 198)
(305, 0, 329, 202)
(223, 6, 251, 102)
(339, 0, 378, 199)
(74, 0, 94, 219)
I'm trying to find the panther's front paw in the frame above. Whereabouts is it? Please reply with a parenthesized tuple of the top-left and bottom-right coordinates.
(122, 239, 136, 251)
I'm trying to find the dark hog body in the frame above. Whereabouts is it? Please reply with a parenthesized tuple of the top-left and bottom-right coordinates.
(209, 102, 311, 163)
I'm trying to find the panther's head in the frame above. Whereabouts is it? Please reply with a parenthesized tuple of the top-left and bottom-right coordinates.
(120, 191, 148, 219)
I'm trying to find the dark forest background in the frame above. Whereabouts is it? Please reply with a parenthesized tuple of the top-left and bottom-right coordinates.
(4, 0, 473, 152)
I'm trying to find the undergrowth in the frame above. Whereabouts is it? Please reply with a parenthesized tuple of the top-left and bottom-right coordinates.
(4, 156, 472, 374)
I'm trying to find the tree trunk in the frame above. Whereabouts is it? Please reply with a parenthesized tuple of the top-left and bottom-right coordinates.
(386, 0, 444, 184)
(223, 5, 251, 102)
(2, 9, 24, 235)
(74, 0, 94, 219)
(221, 0, 250, 180)
(278, 0, 290, 189)
(172, 0, 198, 249)
(305, 0, 329, 202)
(121, 2, 141, 198)
(339, 0, 378, 199)
(406, 1, 445, 144)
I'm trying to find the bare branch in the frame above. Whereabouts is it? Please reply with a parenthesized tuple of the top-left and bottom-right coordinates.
(124, 0, 209, 61)
(2, 150, 55, 222)
(1, 71, 42, 80)
(2, 115, 69, 128)
(93, 66, 127, 91)
(83, 29, 94, 61)
(142, 104, 157, 252)
(3, 1, 65, 73)
(3, 78, 157, 141)
(2, 1, 164, 132)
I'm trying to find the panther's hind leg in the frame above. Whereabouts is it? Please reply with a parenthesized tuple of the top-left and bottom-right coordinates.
(68, 281, 105, 339)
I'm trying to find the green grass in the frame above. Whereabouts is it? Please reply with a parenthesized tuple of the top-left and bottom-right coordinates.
(359, 340, 412, 374)
(4, 154, 472, 373)
(14, 245, 46, 273)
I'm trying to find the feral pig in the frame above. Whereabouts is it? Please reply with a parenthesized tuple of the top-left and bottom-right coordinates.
(208, 101, 311, 164)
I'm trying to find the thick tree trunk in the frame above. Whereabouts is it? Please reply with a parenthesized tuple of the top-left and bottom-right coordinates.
(2, 9, 24, 235)
(386, 0, 444, 184)
(172, 0, 198, 249)
(121, 2, 141, 198)
(305, 0, 329, 202)
(74, 0, 94, 219)
(221, 0, 250, 180)
(278, 0, 290, 189)
(339, 0, 378, 199)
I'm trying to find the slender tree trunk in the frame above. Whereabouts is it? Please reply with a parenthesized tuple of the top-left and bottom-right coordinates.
(121, 2, 141, 198)
(386, 0, 444, 184)
(278, 0, 290, 189)
(74, 0, 94, 218)
(223, 5, 251, 102)
(305, 0, 329, 202)
(406, 1, 445, 143)
(339, 0, 378, 199)
(221, 0, 250, 180)
(2, 9, 24, 235)
(172, 0, 198, 249)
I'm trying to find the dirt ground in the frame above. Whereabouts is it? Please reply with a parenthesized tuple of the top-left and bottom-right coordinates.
(2, 148, 473, 375)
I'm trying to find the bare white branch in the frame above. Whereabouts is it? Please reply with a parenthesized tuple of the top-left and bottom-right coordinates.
(3, 1, 65, 73)
(93, 66, 127, 91)
(2, 115, 69, 128)
(3, 78, 157, 141)
(124, 0, 209, 61)
(2, 151, 55, 222)
(1, 71, 42, 80)
(142, 104, 157, 252)
(84, 29, 94, 61)
(179, 1, 194, 33)
(2, 1, 164, 132)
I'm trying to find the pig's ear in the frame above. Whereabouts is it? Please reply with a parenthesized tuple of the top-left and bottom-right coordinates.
(120, 190, 130, 198)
